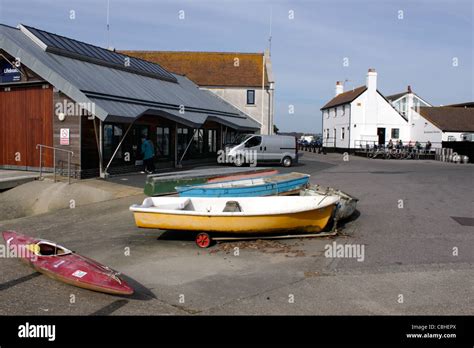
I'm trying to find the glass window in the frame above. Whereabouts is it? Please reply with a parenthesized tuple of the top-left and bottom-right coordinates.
(413, 99, 420, 113)
(156, 126, 170, 157)
(247, 90, 255, 105)
(225, 130, 238, 145)
(103, 124, 123, 161)
(391, 128, 400, 139)
(400, 98, 407, 115)
(393, 100, 400, 112)
(177, 127, 190, 157)
(208, 129, 217, 153)
(192, 129, 204, 154)
(245, 136, 262, 148)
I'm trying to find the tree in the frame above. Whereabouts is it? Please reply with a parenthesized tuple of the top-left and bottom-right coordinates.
(273, 124, 279, 134)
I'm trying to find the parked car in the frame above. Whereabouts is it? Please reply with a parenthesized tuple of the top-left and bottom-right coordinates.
(226, 134, 298, 167)
(299, 139, 308, 146)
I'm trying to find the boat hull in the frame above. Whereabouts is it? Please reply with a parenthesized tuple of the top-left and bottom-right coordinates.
(132, 204, 335, 234)
(2, 231, 134, 296)
(207, 169, 278, 183)
(176, 172, 310, 197)
(144, 168, 277, 196)
(300, 185, 359, 220)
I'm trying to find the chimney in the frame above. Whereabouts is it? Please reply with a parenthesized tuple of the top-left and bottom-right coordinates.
(366, 68, 377, 91)
(335, 81, 344, 96)
(407, 85, 412, 93)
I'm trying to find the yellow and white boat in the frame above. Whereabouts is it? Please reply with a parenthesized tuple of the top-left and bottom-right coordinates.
(129, 195, 338, 235)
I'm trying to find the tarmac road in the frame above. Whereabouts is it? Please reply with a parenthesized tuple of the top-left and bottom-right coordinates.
(0, 153, 473, 315)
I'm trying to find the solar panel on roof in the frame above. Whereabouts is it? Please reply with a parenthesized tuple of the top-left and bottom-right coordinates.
(22, 25, 177, 83)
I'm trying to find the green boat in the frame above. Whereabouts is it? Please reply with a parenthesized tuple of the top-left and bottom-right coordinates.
(144, 167, 277, 196)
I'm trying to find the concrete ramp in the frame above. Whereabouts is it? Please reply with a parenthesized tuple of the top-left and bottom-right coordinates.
(0, 170, 38, 190)
(0, 178, 142, 221)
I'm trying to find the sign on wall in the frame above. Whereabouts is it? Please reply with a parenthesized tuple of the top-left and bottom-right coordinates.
(0, 59, 21, 83)
(60, 128, 70, 145)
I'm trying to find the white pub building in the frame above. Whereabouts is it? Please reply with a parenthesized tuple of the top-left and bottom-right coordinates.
(320, 68, 473, 150)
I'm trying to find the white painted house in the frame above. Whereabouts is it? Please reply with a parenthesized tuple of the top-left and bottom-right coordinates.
(321, 69, 474, 150)
(410, 105, 474, 143)
(321, 69, 410, 149)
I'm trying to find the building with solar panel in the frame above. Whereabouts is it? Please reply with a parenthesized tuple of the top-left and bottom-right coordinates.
(0, 23, 260, 178)
(121, 50, 275, 136)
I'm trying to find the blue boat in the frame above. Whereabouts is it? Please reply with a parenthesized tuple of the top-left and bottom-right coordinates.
(175, 172, 310, 197)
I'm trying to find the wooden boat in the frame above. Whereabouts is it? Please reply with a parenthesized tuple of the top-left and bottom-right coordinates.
(300, 185, 359, 220)
(175, 172, 310, 197)
(144, 167, 278, 196)
(207, 169, 278, 183)
(2, 231, 134, 296)
(130, 195, 339, 244)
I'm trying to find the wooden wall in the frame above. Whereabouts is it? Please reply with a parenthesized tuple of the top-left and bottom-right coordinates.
(0, 84, 53, 169)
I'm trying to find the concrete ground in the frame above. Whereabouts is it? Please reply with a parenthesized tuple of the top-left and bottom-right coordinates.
(0, 153, 473, 315)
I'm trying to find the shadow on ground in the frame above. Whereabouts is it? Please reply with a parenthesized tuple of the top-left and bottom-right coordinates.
(119, 274, 157, 301)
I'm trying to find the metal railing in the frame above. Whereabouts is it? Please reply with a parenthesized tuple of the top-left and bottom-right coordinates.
(323, 137, 337, 148)
(36, 144, 74, 184)
(354, 140, 442, 150)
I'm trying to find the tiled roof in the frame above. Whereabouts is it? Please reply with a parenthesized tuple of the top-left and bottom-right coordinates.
(386, 89, 432, 107)
(386, 92, 406, 101)
(121, 51, 268, 87)
(445, 102, 474, 108)
(418, 107, 474, 132)
(321, 85, 367, 110)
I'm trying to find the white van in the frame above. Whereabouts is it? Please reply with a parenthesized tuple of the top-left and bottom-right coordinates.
(225, 134, 298, 167)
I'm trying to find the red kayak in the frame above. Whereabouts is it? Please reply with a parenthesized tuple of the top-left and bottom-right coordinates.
(2, 231, 133, 296)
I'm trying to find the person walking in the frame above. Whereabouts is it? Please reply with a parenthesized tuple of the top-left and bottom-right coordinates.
(141, 136, 155, 174)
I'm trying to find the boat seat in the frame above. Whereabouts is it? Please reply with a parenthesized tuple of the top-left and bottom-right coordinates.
(35, 242, 70, 256)
(155, 198, 190, 210)
(223, 201, 242, 212)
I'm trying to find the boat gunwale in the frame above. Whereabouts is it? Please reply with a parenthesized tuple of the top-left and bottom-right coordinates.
(175, 172, 310, 192)
(129, 195, 339, 217)
(146, 167, 275, 181)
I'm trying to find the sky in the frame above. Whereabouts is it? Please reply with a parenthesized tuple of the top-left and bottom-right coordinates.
(0, 0, 472, 133)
